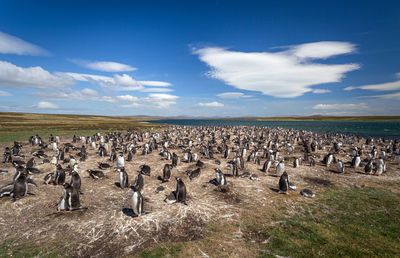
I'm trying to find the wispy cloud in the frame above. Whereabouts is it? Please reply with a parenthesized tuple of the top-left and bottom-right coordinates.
(71, 59, 136, 72)
(0, 31, 49, 56)
(0, 61, 74, 89)
(194, 41, 359, 98)
(312, 103, 367, 110)
(344, 78, 400, 91)
(31, 88, 116, 102)
(197, 101, 224, 107)
(312, 89, 331, 94)
(217, 92, 252, 99)
(0, 90, 12, 96)
(59, 72, 172, 92)
(365, 92, 400, 100)
(37, 101, 58, 109)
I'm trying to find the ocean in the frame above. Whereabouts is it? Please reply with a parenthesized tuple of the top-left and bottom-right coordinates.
(148, 119, 400, 139)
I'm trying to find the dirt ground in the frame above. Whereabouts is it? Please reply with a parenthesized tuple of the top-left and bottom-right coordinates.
(0, 127, 399, 257)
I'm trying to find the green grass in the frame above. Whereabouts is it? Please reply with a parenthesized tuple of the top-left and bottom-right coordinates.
(0, 112, 166, 142)
(138, 244, 183, 258)
(0, 237, 68, 257)
(254, 187, 400, 257)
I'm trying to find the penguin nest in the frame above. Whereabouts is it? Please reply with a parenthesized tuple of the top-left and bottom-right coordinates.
(0, 130, 399, 256)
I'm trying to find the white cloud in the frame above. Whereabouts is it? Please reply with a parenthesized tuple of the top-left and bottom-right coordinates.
(0, 90, 11, 96)
(0, 31, 49, 55)
(116, 94, 139, 102)
(59, 72, 172, 92)
(37, 101, 58, 109)
(0, 61, 74, 89)
(365, 92, 400, 100)
(31, 88, 117, 102)
(312, 103, 367, 110)
(194, 42, 359, 98)
(288, 41, 356, 60)
(139, 81, 172, 87)
(197, 101, 224, 107)
(344, 80, 400, 91)
(79, 61, 136, 72)
(118, 93, 179, 108)
(217, 92, 252, 99)
(312, 89, 331, 94)
(140, 87, 173, 92)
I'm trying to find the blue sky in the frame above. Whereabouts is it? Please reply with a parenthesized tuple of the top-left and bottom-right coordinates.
(0, 0, 399, 117)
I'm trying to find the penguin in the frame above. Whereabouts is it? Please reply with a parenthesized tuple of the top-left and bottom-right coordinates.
(172, 152, 179, 167)
(61, 183, 82, 211)
(337, 159, 344, 173)
(126, 150, 133, 162)
(278, 171, 289, 194)
(228, 161, 239, 177)
(261, 160, 272, 173)
(98, 162, 111, 169)
(364, 160, 373, 174)
(216, 168, 226, 186)
(116, 152, 125, 168)
(175, 177, 187, 205)
(87, 169, 106, 179)
(293, 158, 299, 168)
(196, 160, 204, 168)
(43, 172, 54, 184)
(352, 155, 361, 168)
(131, 188, 144, 217)
(139, 165, 151, 176)
(375, 161, 384, 176)
(188, 168, 201, 181)
(26, 157, 36, 168)
(300, 189, 315, 198)
(276, 161, 285, 177)
(117, 167, 129, 188)
(70, 169, 82, 194)
(162, 164, 172, 182)
(132, 171, 144, 192)
(13, 172, 37, 200)
(54, 164, 65, 185)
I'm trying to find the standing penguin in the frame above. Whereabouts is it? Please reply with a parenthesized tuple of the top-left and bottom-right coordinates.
(337, 159, 344, 173)
(352, 155, 361, 168)
(60, 183, 82, 211)
(117, 167, 129, 188)
(172, 152, 179, 167)
(276, 161, 285, 177)
(69, 169, 82, 194)
(261, 160, 272, 173)
(175, 177, 187, 205)
(215, 168, 226, 186)
(162, 164, 172, 182)
(54, 164, 66, 185)
(132, 171, 144, 192)
(131, 187, 144, 217)
(293, 158, 299, 168)
(117, 152, 125, 168)
(228, 161, 239, 177)
(364, 160, 373, 174)
(278, 171, 290, 194)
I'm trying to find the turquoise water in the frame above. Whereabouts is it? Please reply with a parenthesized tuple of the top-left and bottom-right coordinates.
(148, 119, 400, 139)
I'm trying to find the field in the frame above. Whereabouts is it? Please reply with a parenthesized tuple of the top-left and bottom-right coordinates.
(0, 112, 164, 143)
(254, 116, 400, 121)
(0, 112, 399, 257)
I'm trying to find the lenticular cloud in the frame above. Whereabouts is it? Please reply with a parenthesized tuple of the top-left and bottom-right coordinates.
(194, 41, 359, 98)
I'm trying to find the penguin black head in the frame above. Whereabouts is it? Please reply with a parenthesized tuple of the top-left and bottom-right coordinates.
(176, 177, 181, 182)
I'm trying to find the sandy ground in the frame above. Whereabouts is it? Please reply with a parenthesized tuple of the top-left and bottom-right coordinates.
(0, 128, 399, 257)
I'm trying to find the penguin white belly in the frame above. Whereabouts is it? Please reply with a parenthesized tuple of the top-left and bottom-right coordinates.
(132, 192, 139, 215)
(119, 172, 124, 185)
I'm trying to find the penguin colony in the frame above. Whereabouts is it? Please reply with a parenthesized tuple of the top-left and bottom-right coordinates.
(1, 127, 399, 219)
